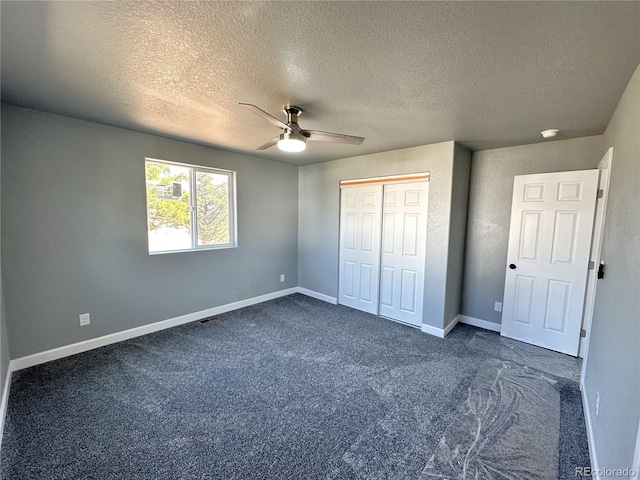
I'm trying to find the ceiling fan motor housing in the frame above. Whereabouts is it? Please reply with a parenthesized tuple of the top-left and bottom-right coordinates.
(279, 107, 306, 151)
(284, 106, 303, 126)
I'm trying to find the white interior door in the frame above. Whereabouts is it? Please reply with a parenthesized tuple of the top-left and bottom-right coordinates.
(338, 185, 383, 314)
(501, 170, 599, 356)
(379, 182, 429, 326)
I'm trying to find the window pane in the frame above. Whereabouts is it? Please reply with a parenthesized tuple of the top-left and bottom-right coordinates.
(145, 162, 191, 252)
(196, 171, 230, 246)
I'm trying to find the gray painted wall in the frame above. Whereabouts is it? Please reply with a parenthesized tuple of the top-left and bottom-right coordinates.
(583, 65, 639, 471)
(298, 141, 469, 329)
(461, 136, 604, 324)
(444, 144, 471, 327)
(1, 104, 298, 358)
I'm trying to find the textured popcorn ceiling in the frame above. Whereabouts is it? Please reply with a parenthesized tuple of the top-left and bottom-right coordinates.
(1, 1, 638, 166)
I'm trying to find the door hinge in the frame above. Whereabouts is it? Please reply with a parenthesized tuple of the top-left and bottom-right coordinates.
(581, 329, 587, 338)
(597, 189, 604, 198)
(588, 261, 595, 270)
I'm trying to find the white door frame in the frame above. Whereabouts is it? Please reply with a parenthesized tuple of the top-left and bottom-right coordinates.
(580, 148, 613, 364)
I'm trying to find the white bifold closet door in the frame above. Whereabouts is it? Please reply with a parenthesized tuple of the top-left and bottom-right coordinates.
(378, 182, 428, 326)
(338, 180, 429, 327)
(338, 185, 383, 314)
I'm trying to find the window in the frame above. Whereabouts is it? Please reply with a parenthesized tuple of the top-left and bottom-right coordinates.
(145, 158, 237, 253)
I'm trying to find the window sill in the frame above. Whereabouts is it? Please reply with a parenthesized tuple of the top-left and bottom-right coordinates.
(149, 244, 238, 255)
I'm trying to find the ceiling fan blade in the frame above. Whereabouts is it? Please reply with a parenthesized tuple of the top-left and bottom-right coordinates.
(304, 130, 365, 145)
(256, 136, 279, 150)
(239, 103, 290, 130)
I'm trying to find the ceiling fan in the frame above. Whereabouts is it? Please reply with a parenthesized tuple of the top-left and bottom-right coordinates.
(240, 103, 365, 153)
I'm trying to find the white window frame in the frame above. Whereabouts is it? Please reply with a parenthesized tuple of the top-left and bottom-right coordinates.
(145, 158, 237, 254)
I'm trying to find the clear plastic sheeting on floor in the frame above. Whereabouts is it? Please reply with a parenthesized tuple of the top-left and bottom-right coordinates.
(467, 331, 582, 383)
(420, 358, 560, 480)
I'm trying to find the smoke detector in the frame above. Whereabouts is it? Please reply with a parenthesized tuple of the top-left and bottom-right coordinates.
(541, 129, 559, 139)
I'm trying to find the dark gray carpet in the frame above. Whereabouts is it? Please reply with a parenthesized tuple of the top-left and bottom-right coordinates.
(1, 294, 590, 479)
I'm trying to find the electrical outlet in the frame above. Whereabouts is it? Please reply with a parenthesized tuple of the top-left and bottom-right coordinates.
(79, 313, 90, 326)
(595, 391, 600, 416)
(494, 302, 503, 312)
(280, 274, 285, 282)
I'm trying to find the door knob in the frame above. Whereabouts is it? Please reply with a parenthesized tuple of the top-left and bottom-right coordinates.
(509, 264, 517, 269)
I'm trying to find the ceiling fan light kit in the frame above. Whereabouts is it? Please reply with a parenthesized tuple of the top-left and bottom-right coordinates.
(278, 131, 306, 152)
(240, 103, 365, 153)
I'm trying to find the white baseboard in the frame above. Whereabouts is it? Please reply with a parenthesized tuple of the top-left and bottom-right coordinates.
(420, 324, 445, 338)
(443, 317, 460, 336)
(296, 287, 338, 305)
(456, 315, 502, 333)
(421, 317, 459, 338)
(10, 287, 299, 372)
(420, 316, 459, 338)
(0, 368, 12, 449)
(582, 386, 600, 477)
(421, 315, 502, 338)
(580, 387, 640, 479)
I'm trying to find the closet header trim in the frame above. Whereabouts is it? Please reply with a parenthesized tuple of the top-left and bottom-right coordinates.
(339, 173, 430, 188)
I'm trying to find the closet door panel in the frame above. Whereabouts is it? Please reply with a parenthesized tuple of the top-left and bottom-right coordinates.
(379, 182, 429, 326)
(338, 185, 383, 314)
